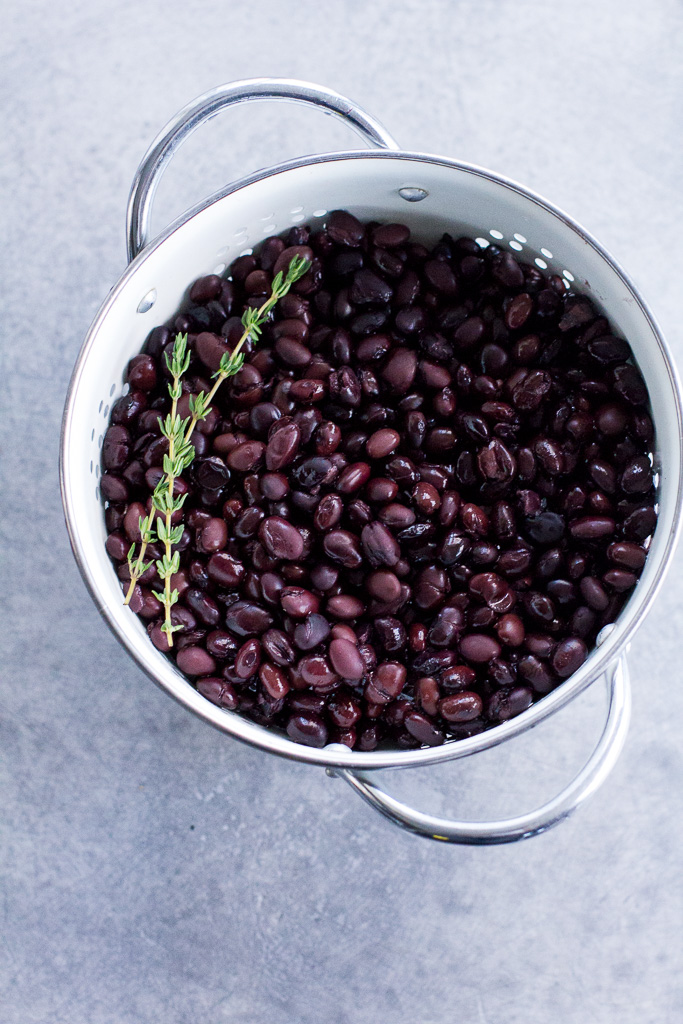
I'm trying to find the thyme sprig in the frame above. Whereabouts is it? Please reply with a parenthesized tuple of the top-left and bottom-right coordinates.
(123, 254, 310, 645)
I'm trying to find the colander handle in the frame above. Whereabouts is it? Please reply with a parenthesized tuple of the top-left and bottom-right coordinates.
(126, 78, 400, 262)
(331, 656, 631, 845)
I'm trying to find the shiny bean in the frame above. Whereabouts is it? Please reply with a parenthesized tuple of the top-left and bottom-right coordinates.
(265, 422, 300, 470)
(176, 646, 216, 677)
(327, 595, 365, 619)
(439, 692, 482, 722)
(381, 349, 417, 392)
(459, 634, 501, 663)
(404, 711, 444, 746)
(366, 428, 401, 459)
(551, 638, 588, 678)
(361, 522, 401, 566)
(280, 587, 319, 618)
(286, 713, 328, 747)
(259, 517, 304, 560)
(323, 530, 363, 569)
(234, 639, 262, 679)
(329, 639, 365, 680)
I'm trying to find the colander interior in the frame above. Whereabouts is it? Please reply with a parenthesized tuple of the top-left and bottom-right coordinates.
(61, 152, 682, 768)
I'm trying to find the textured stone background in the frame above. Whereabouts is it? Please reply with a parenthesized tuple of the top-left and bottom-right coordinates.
(2, 1, 683, 1021)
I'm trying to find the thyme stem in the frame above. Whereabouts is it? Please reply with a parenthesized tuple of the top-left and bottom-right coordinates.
(120, 254, 311, 644)
(123, 540, 147, 605)
(184, 255, 310, 444)
(159, 358, 183, 643)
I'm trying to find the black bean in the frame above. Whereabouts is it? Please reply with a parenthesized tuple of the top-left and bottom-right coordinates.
(350, 268, 394, 306)
(176, 646, 216, 677)
(372, 223, 410, 247)
(323, 529, 363, 569)
(365, 662, 406, 704)
(286, 713, 328, 747)
(366, 428, 401, 459)
(258, 517, 304, 560)
(469, 572, 515, 613)
(337, 462, 371, 493)
(414, 566, 449, 611)
(517, 655, 554, 693)
(603, 569, 637, 591)
(259, 662, 290, 699)
(261, 629, 296, 666)
(477, 439, 516, 482)
(381, 349, 417, 392)
(613, 364, 648, 405)
(552, 638, 588, 677)
(361, 522, 401, 567)
(487, 686, 533, 721)
(428, 606, 464, 647)
(196, 677, 238, 710)
(265, 422, 300, 470)
(439, 692, 482, 722)
(186, 589, 221, 626)
(492, 252, 524, 288)
(404, 711, 444, 746)
(505, 293, 533, 330)
(100, 473, 129, 502)
(327, 210, 365, 247)
(327, 594, 365, 619)
(327, 639, 364, 680)
(424, 260, 458, 296)
(280, 587, 320, 618)
(367, 570, 402, 603)
(620, 456, 653, 494)
(224, 601, 273, 637)
(111, 390, 147, 425)
(454, 316, 485, 348)
(569, 516, 616, 540)
(374, 616, 407, 651)
(459, 634, 501, 663)
(607, 541, 646, 570)
(102, 425, 130, 470)
(580, 576, 609, 611)
(234, 639, 262, 679)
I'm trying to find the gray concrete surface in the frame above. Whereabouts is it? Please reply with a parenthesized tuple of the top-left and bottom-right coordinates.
(2, 1, 683, 1021)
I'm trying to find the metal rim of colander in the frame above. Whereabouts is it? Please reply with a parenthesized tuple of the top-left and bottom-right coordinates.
(61, 146, 683, 770)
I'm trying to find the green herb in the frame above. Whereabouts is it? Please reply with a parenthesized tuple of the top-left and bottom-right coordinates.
(123, 254, 310, 645)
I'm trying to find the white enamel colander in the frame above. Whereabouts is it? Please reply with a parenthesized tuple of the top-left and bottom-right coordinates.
(60, 79, 683, 844)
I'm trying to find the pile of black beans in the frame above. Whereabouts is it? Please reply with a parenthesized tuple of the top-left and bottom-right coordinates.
(101, 211, 657, 750)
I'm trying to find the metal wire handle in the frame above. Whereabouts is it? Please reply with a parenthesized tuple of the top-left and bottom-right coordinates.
(126, 78, 400, 263)
(330, 657, 631, 845)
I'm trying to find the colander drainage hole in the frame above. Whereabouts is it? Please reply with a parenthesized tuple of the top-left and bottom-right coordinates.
(398, 186, 428, 202)
(137, 289, 157, 314)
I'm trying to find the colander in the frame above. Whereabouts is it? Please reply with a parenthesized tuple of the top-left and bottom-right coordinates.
(60, 79, 683, 845)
